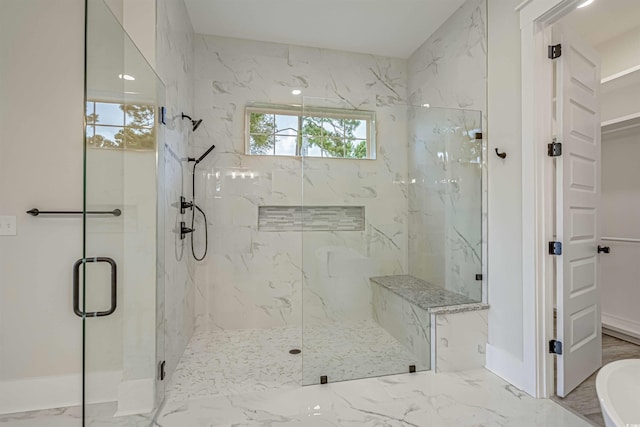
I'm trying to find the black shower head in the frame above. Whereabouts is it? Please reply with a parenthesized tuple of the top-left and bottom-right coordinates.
(181, 113, 203, 132)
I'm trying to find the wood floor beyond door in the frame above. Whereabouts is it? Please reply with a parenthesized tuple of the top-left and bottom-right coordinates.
(553, 333, 640, 426)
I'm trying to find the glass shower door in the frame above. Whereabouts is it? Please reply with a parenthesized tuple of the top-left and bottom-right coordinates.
(83, 0, 164, 422)
(300, 98, 419, 384)
(300, 99, 484, 385)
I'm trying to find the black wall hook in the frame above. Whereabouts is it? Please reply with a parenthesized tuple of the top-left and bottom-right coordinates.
(495, 148, 507, 159)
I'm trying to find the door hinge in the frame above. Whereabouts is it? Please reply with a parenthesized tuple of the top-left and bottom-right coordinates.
(549, 241, 562, 255)
(548, 44, 562, 59)
(548, 139, 562, 157)
(549, 339, 563, 355)
(159, 360, 166, 381)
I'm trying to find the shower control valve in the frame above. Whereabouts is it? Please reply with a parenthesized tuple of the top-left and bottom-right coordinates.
(180, 221, 194, 240)
(180, 196, 194, 214)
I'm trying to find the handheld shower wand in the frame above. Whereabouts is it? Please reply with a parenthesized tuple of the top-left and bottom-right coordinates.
(182, 143, 216, 261)
(188, 143, 215, 164)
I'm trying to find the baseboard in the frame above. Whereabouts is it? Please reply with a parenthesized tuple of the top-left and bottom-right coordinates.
(0, 371, 121, 415)
(602, 313, 640, 343)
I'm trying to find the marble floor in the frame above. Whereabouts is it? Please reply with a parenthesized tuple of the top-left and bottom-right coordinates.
(0, 369, 592, 427)
(553, 333, 640, 426)
(1, 321, 597, 427)
(0, 402, 153, 427)
(166, 318, 419, 402)
(155, 368, 591, 427)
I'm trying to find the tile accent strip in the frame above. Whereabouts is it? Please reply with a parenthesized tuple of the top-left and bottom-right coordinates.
(258, 206, 365, 232)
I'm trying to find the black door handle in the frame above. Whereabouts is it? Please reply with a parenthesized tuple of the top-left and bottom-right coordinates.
(597, 245, 610, 254)
(73, 257, 117, 317)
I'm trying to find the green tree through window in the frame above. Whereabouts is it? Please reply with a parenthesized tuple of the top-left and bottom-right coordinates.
(247, 105, 374, 159)
(86, 101, 156, 151)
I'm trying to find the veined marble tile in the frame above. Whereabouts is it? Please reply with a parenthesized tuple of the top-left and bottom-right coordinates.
(432, 309, 488, 373)
(301, 319, 418, 385)
(156, 369, 591, 427)
(372, 283, 431, 371)
(2, 369, 591, 427)
(192, 34, 410, 331)
(0, 402, 153, 427)
(166, 320, 419, 402)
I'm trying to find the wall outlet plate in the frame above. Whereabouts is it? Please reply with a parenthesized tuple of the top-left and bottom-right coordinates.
(0, 216, 17, 236)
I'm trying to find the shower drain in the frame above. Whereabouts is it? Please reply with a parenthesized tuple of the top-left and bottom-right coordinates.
(289, 349, 301, 355)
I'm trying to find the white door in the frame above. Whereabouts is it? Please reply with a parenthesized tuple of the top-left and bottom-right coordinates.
(554, 23, 602, 398)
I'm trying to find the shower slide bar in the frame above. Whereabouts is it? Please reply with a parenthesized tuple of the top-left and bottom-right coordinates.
(26, 208, 121, 217)
(602, 237, 640, 244)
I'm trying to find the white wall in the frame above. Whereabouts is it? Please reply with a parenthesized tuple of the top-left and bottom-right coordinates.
(596, 25, 640, 78)
(601, 128, 640, 338)
(484, 0, 527, 386)
(105, 0, 157, 67)
(0, 0, 87, 413)
(0, 0, 165, 415)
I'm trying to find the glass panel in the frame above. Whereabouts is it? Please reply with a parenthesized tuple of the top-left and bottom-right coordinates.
(408, 106, 483, 302)
(275, 135, 298, 156)
(249, 135, 274, 155)
(95, 101, 125, 125)
(91, 125, 122, 148)
(246, 105, 375, 159)
(351, 119, 367, 139)
(274, 114, 298, 136)
(302, 97, 483, 385)
(84, 0, 165, 424)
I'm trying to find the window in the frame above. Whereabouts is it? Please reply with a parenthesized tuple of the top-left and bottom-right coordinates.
(86, 101, 156, 151)
(246, 104, 375, 159)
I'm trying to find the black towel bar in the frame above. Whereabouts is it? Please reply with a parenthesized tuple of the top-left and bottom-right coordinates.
(26, 208, 121, 217)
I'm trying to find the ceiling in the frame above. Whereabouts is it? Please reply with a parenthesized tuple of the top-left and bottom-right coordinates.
(559, 0, 640, 46)
(183, 0, 468, 59)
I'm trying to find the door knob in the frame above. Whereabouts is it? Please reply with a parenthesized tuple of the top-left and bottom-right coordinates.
(597, 245, 610, 254)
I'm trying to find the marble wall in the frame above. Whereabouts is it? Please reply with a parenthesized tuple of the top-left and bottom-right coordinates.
(371, 283, 431, 370)
(190, 35, 409, 331)
(156, 0, 195, 384)
(407, 0, 487, 301)
(431, 308, 488, 373)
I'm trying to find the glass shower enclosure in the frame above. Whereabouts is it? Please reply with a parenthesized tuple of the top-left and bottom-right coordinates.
(300, 98, 483, 384)
(0, 0, 165, 425)
(83, 0, 165, 422)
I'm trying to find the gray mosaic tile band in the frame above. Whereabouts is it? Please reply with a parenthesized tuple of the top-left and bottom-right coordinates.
(258, 206, 365, 232)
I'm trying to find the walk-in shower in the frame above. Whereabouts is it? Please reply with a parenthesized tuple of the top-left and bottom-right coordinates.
(177, 93, 485, 396)
(1, 0, 488, 425)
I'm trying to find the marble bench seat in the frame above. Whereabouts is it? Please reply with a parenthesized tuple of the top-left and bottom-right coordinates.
(370, 275, 488, 373)
(369, 275, 481, 312)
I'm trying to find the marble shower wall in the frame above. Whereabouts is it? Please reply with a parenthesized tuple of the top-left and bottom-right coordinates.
(191, 35, 409, 331)
(156, 0, 195, 381)
(407, 0, 487, 301)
